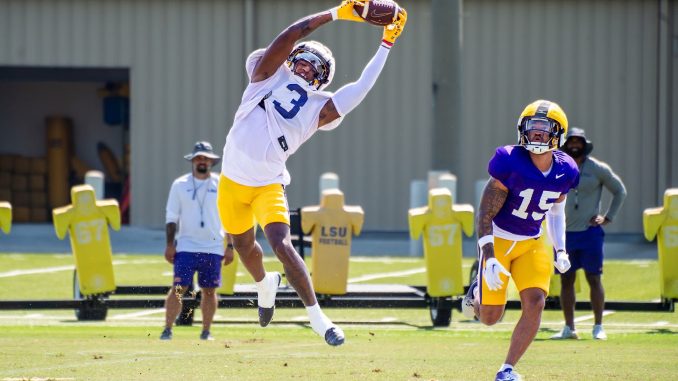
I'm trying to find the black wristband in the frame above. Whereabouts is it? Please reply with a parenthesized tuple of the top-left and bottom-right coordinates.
(227, 243, 234, 249)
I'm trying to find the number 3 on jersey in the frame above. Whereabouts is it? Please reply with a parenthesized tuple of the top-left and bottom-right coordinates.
(511, 188, 561, 220)
(273, 84, 308, 119)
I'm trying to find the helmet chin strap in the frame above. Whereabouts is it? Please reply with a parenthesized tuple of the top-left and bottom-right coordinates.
(291, 71, 320, 91)
(525, 143, 551, 154)
(524, 136, 557, 154)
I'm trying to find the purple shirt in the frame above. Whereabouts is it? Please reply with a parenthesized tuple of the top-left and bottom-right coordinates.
(488, 145, 579, 237)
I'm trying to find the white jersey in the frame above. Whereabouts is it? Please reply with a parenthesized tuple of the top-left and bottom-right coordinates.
(165, 173, 225, 255)
(222, 49, 343, 186)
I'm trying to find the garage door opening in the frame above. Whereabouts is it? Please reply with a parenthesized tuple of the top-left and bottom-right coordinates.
(0, 66, 131, 224)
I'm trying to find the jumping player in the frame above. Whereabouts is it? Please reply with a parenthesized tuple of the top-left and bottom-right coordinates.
(217, 0, 407, 346)
(462, 100, 579, 380)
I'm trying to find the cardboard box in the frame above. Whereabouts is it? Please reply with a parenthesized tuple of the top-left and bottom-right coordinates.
(0, 155, 15, 172)
(30, 157, 47, 174)
(13, 206, 30, 222)
(12, 192, 30, 207)
(30, 192, 47, 208)
(11, 174, 28, 191)
(13, 156, 31, 174)
(30, 207, 48, 222)
(0, 188, 11, 202)
(0, 172, 10, 188)
(29, 174, 45, 191)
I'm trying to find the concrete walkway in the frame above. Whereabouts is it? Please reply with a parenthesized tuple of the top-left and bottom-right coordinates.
(0, 223, 659, 260)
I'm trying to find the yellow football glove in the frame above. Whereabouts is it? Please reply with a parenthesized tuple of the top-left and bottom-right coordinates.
(330, 0, 365, 22)
(382, 8, 407, 45)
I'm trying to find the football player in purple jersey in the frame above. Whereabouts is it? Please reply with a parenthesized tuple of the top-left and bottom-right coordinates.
(462, 100, 580, 381)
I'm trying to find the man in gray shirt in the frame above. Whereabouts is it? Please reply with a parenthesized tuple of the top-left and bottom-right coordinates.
(551, 127, 626, 341)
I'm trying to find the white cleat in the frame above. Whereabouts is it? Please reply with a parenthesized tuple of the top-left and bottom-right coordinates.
(495, 368, 523, 381)
(258, 272, 281, 327)
(550, 325, 580, 340)
(461, 279, 479, 320)
(592, 324, 608, 340)
(324, 325, 345, 346)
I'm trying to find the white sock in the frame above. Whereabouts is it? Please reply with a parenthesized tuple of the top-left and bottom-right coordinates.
(256, 273, 275, 308)
(306, 304, 332, 336)
(498, 364, 514, 372)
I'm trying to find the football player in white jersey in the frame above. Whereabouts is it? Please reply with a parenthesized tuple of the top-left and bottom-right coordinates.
(217, 0, 407, 346)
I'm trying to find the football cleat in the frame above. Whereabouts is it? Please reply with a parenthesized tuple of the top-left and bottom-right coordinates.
(495, 368, 523, 381)
(550, 325, 579, 340)
(324, 326, 345, 346)
(258, 272, 282, 327)
(159, 328, 172, 340)
(199, 330, 215, 341)
(592, 325, 608, 340)
(461, 279, 479, 320)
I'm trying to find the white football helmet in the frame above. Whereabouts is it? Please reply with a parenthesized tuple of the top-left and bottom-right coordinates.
(286, 41, 335, 91)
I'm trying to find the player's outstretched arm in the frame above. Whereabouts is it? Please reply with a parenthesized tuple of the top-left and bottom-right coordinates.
(251, 11, 333, 83)
(319, 41, 389, 127)
(252, 1, 367, 83)
(318, 9, 407, 127)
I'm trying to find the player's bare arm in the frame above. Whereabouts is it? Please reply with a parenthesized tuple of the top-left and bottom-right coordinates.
(251, 12, 333, 83)
(319, 99, 341, 127)
(477, 178, 508, 259)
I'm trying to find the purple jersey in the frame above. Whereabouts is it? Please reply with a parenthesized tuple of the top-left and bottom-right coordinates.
(488, 145, 579, 237)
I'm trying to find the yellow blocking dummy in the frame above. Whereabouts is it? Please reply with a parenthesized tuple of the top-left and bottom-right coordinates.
(53, 185, 120, 296)
(643, 188, 678, 299)
(217, 249, 239, 295)
(301, 189, 364, 295)
(409, 188, 474, 297)
(0, 201, 11, 234)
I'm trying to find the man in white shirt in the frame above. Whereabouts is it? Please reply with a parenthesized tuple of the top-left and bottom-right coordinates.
(217, 1, 407, 346)
(161, 141, 233, 341)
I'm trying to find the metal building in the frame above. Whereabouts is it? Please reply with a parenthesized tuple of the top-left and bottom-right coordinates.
(0, 0, 675, 233)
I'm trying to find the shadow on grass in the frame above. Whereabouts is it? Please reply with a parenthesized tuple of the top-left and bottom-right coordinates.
(646, 328, 678, 335)
(210, 319, 431, 329)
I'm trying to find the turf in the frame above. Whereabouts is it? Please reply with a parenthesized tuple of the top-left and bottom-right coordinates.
(0, 253, 677, 380)
(1, 325, 677, 380)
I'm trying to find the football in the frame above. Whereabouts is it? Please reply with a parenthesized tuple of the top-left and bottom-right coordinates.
(354, 0, 401, 26)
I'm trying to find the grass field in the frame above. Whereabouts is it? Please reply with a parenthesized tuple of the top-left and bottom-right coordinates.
(1, 253, 677, 380)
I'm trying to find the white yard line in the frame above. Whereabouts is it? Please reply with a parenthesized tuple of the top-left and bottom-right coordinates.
(348, 268, 426, 283)
(0, 265, 75, 278)
(573, 310, 616, 323)
(108, 309, 165, 320)
(0, 377, 75, 381)
(350, 257, 422, 263)
(0, 259, 155, 278)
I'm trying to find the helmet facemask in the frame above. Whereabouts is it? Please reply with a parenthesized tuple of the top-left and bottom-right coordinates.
(286, 42, 334, 91)
(518, 117, 563, 154)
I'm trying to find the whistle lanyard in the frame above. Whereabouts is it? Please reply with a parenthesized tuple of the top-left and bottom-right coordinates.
(191, 176, 208, 228)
